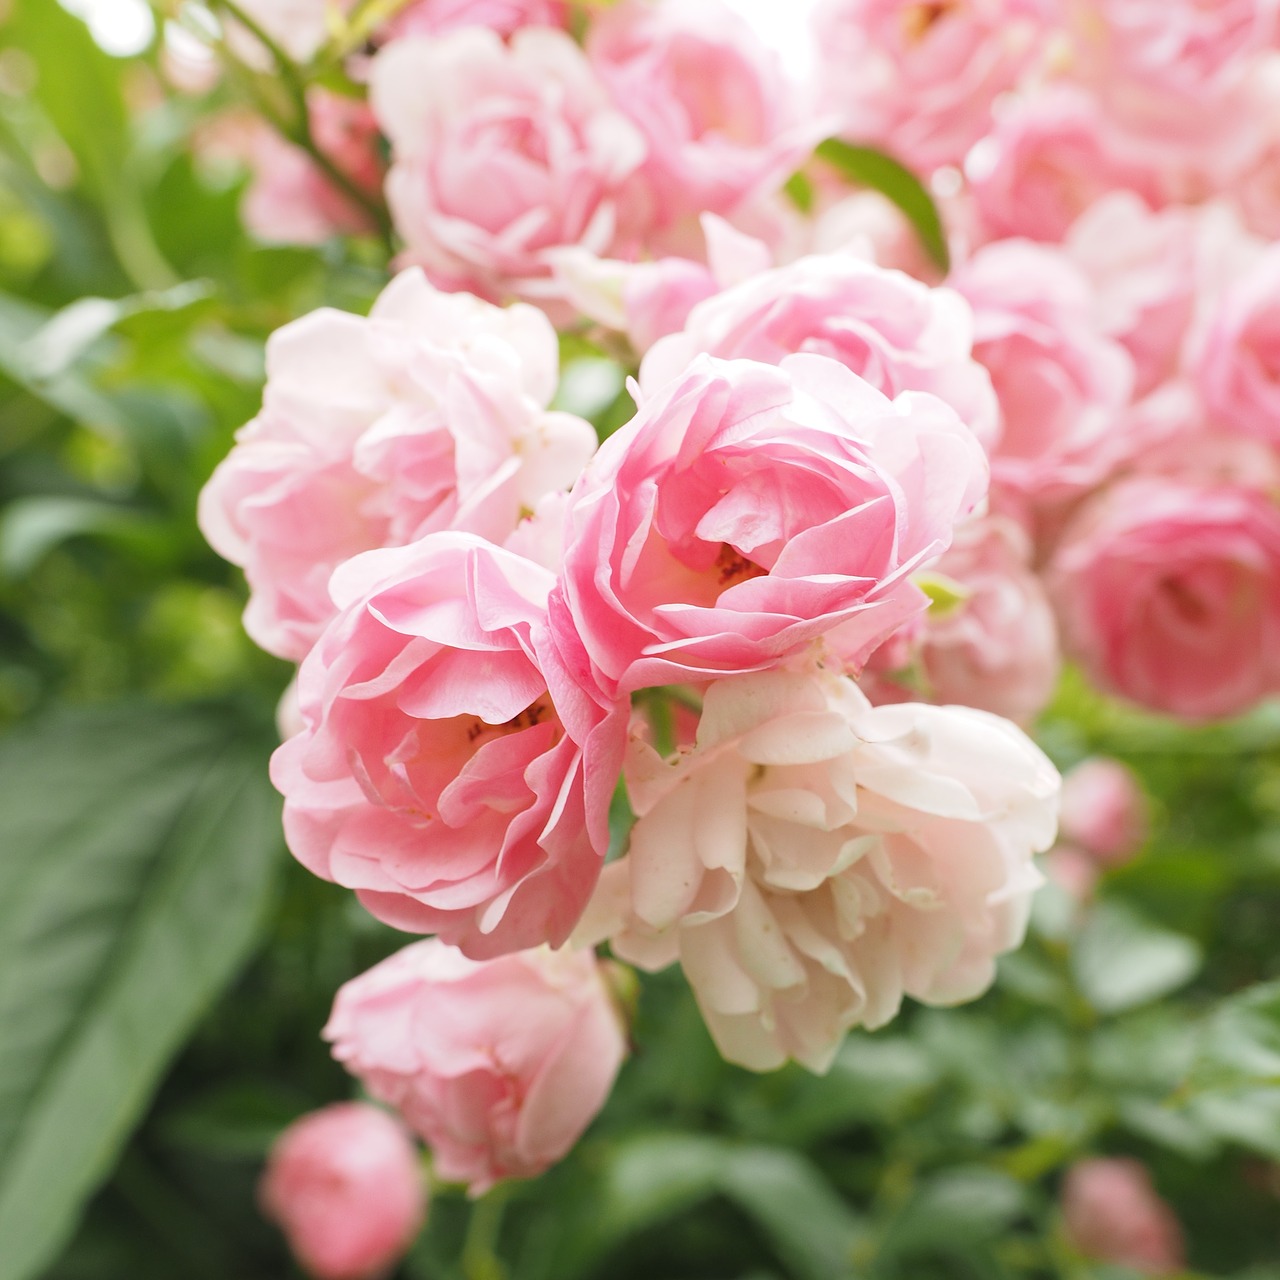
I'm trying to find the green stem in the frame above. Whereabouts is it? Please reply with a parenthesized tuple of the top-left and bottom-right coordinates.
(461, 1184, 511, 1280)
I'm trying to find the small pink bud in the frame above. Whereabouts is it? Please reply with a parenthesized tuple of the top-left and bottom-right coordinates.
(260, 1102, 427, 1280)
(1059, 758, 1149, 866)
(1062, 1157, 1185, 1276)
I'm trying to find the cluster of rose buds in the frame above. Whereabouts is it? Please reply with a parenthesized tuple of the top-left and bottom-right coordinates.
(189, 0, 1280, 1264)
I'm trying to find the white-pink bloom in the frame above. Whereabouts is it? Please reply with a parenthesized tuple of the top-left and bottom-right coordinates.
(371, 28, 647, 298)
(550, 353, 989, 698)
(270, 534, 627, 958)
(950, 239, 1134, 516)
(581, 669, 1057, 1071)
(1065, 193, 1197, 398)
(813, 0, 1051, 173)
(198, 268, 595, 660)
(640, 252, 998, 447)
(226, 0, 351, 65)
(587, 0, 820, 233)
(1058, 757, 1148, 866)
(325, 940, 626, 1195)
(260, 1103, 426, 1280)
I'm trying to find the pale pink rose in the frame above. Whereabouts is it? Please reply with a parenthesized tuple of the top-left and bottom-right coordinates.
(951, 240, 1135, 513)
(1050, 476, 1280, 719)
(966, 87, 1163, 245)
(241, 91, 383, 245)
(587, 0, 820, 234)
(809, 190, 941, 282)
(551, 353, 989, 698)
(382, 0, 566, 41)
(580, 668, 1057, 1071)
(917, 516, 1060, 724)
(198, 268, 596, 660)
(1065, 193, 1197, 398)
(270, 533, 627, 957)
(1194, 242, 1280, 442)
(640, 252, 999, 447)
(1061, 1158, 1186, 1276)
(259, 1103, 426, 1280)
(370, 28, 646, 298)
(1079, 0, 1277, 101)
(1058, 757, 1148, 865)
(813, 0, 1051, 173)
(325, 940, 626, 1194)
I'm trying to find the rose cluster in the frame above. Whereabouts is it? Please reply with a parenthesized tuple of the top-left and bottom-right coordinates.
(188, 0, 1280, 1263)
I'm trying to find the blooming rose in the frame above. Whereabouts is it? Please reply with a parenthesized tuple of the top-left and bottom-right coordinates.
(640, 252, 999, 448)
(1065, 193, 1197, 397)
(551, 353, 989, 697)
(270, 534, 627, 957)
(966, 87, 1163, 245)
(1058, 757, 1148, 865)
(241, 90, 383, 246)
(915, 516, 1060, 724)
(580, 669, 1057, 1071)
(1193, 242, 1280, 442)
(1050, 476, 1280, 719)
(198, 268, 595, 660)
(371, 28, 646, 297)
(259, 1103, 426, 1280)
(813, 0, 1051, 173)
(325, 940, 627, 1194)
(950, 240, 1134, 515)
(587, 0, 818, 234)
(1061, 1158, 1185, 1276)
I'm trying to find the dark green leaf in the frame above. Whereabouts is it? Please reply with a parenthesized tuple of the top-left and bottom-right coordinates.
(814, 138, 949, 272)
(0, 703, 283, 1280)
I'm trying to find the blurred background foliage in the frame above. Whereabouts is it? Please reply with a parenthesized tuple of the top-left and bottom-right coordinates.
(0, 2, 1278, 1278)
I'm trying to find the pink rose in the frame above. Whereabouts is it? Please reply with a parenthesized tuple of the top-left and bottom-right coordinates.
(1194, 242, 1280, 443)
(1061, 1158, 1185, 1276)
(270, 533, 627, 957)
(551, 353, 989, 697)
(814, 0, 1051, 172)
(917, 516, 1060, 725)
(382, 0, 566, 41)
(640, 252, 999, 448)
(951, 240, 1134, 515)
(237, 91, 383, 246)
(1065, 193, 1197, 397)
(259, 1103, 426, 1280)
(370, 28, 647, 297)
(325, 940, 627, 1194)
(198, 268, 595, 660)
(966, 87, 1163, 245)
(1058, 757, 1148, 865)
(587, 0, 819, 233)
(1050, 476, 1280, 719)
(581, 668, 1057, 1071)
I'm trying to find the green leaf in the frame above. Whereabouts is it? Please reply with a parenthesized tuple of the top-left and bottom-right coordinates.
(0, 496, 162, 580)
(814, 138, 950, 272)
(0, 703, 284, 1280)
(1071, 901, 1201, 1014)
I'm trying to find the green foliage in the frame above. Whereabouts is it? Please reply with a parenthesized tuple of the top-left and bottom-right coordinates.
(0, 703, 284, 1280)
(812, 138, 951, 272)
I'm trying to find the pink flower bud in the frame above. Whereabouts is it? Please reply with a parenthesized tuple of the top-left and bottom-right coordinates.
(260, 1103, 426, 1280)
(325, 941, 628, 1195)
(1062, 1158, 1185, 1276)
(1058, 758, 1149, 866)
